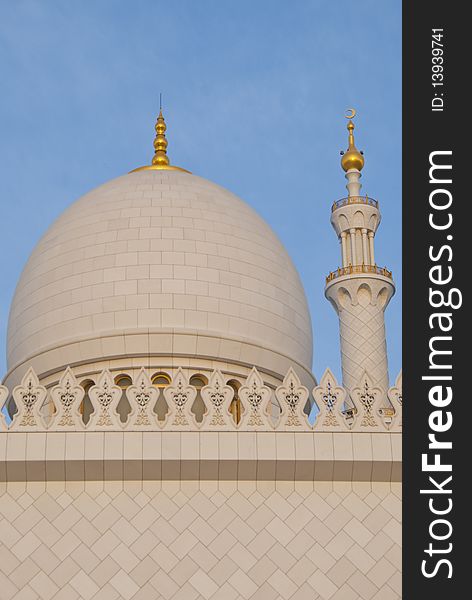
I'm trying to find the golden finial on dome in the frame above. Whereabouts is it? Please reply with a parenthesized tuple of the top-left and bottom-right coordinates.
(130, 97, 190, 174)
(341, 108, 365, 172)
(152, 108, 170, 167)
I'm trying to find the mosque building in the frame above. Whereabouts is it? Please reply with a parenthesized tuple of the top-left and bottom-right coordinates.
(0, 109, 402, 600)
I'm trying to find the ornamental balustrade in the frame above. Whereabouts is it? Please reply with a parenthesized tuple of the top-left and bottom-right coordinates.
(0, 366, 402, 433)
(331, 195, 379, 212)
(326, 264, 393, 283)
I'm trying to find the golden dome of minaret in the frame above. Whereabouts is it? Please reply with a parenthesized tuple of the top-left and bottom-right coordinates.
(340, 108, 364, 172)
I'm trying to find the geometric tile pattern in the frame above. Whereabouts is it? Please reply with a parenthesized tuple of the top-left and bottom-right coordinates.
(0, 481, 401, 599)
(339, 301, 391, 393)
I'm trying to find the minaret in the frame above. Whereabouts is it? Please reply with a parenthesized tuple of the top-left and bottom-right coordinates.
(325, 110, 395, 394)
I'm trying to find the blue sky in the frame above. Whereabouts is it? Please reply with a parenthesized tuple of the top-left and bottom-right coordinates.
(0, 0, 401, 383)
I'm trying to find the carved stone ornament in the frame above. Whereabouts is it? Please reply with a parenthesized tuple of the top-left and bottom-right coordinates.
(275, 368, 311, 430)
(9, 367, 48, 431)
(86, 369, 123, 430)
(126, 368, 160, 429)
(0, 363, 403, 433)
(238, 367, 272, 430)
(350, 370, 385, 430)
(49, 367, 85, 431)
(201, 370, 234, 430)
(163, 368, 197, 430)
(312, 368, 350, 431)
(386, 370, 402, 431)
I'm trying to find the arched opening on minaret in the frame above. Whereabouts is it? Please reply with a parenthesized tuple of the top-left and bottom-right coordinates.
(377, 287, 389, 308)
(358, 284, 372, 307)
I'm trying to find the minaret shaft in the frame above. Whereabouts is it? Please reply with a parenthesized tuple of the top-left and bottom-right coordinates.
(326, 274, 393, 392)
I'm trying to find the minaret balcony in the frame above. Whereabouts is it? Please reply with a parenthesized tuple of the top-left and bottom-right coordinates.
(331, 195, 378, 212)
(325, 264, 393, 285)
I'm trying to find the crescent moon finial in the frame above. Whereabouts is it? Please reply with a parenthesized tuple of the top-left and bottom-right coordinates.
(345, 108, 356, 120)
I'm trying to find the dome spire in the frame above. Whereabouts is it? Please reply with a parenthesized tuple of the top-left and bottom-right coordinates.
(151, 108, 170, 167)
(131, 100, 190, 174)
(341, 108, 365, 172)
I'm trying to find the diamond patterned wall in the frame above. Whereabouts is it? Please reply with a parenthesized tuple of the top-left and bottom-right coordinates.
(0, 480, 401, 600)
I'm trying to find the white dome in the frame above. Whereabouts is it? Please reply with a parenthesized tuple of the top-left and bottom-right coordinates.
(5, 170, 313, 385)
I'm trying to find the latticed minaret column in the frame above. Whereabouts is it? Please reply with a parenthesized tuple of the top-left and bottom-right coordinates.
(325, 111, 395, 394)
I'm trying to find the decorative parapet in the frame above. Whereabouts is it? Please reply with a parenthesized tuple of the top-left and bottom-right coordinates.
(49, 367, 85, 430)
(87, 369, 123, 429)
(312, 368, 350, 431)
(163, 367, 199, 430)
(326, 264, 393, 284)
(350, 371, 385, 428)
(1, 365, 402, 434)
(201, 370, 234, 430)
(126, 368, 160, 429)
(237, 367, 273, 430)
(8, 368, 47, 432)
(275, 368, 311, 431)
(331, 195, 378, 212)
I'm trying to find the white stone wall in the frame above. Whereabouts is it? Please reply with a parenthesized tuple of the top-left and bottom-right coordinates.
(0, 418, 402, 600)
(0, 479, 401, 600)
